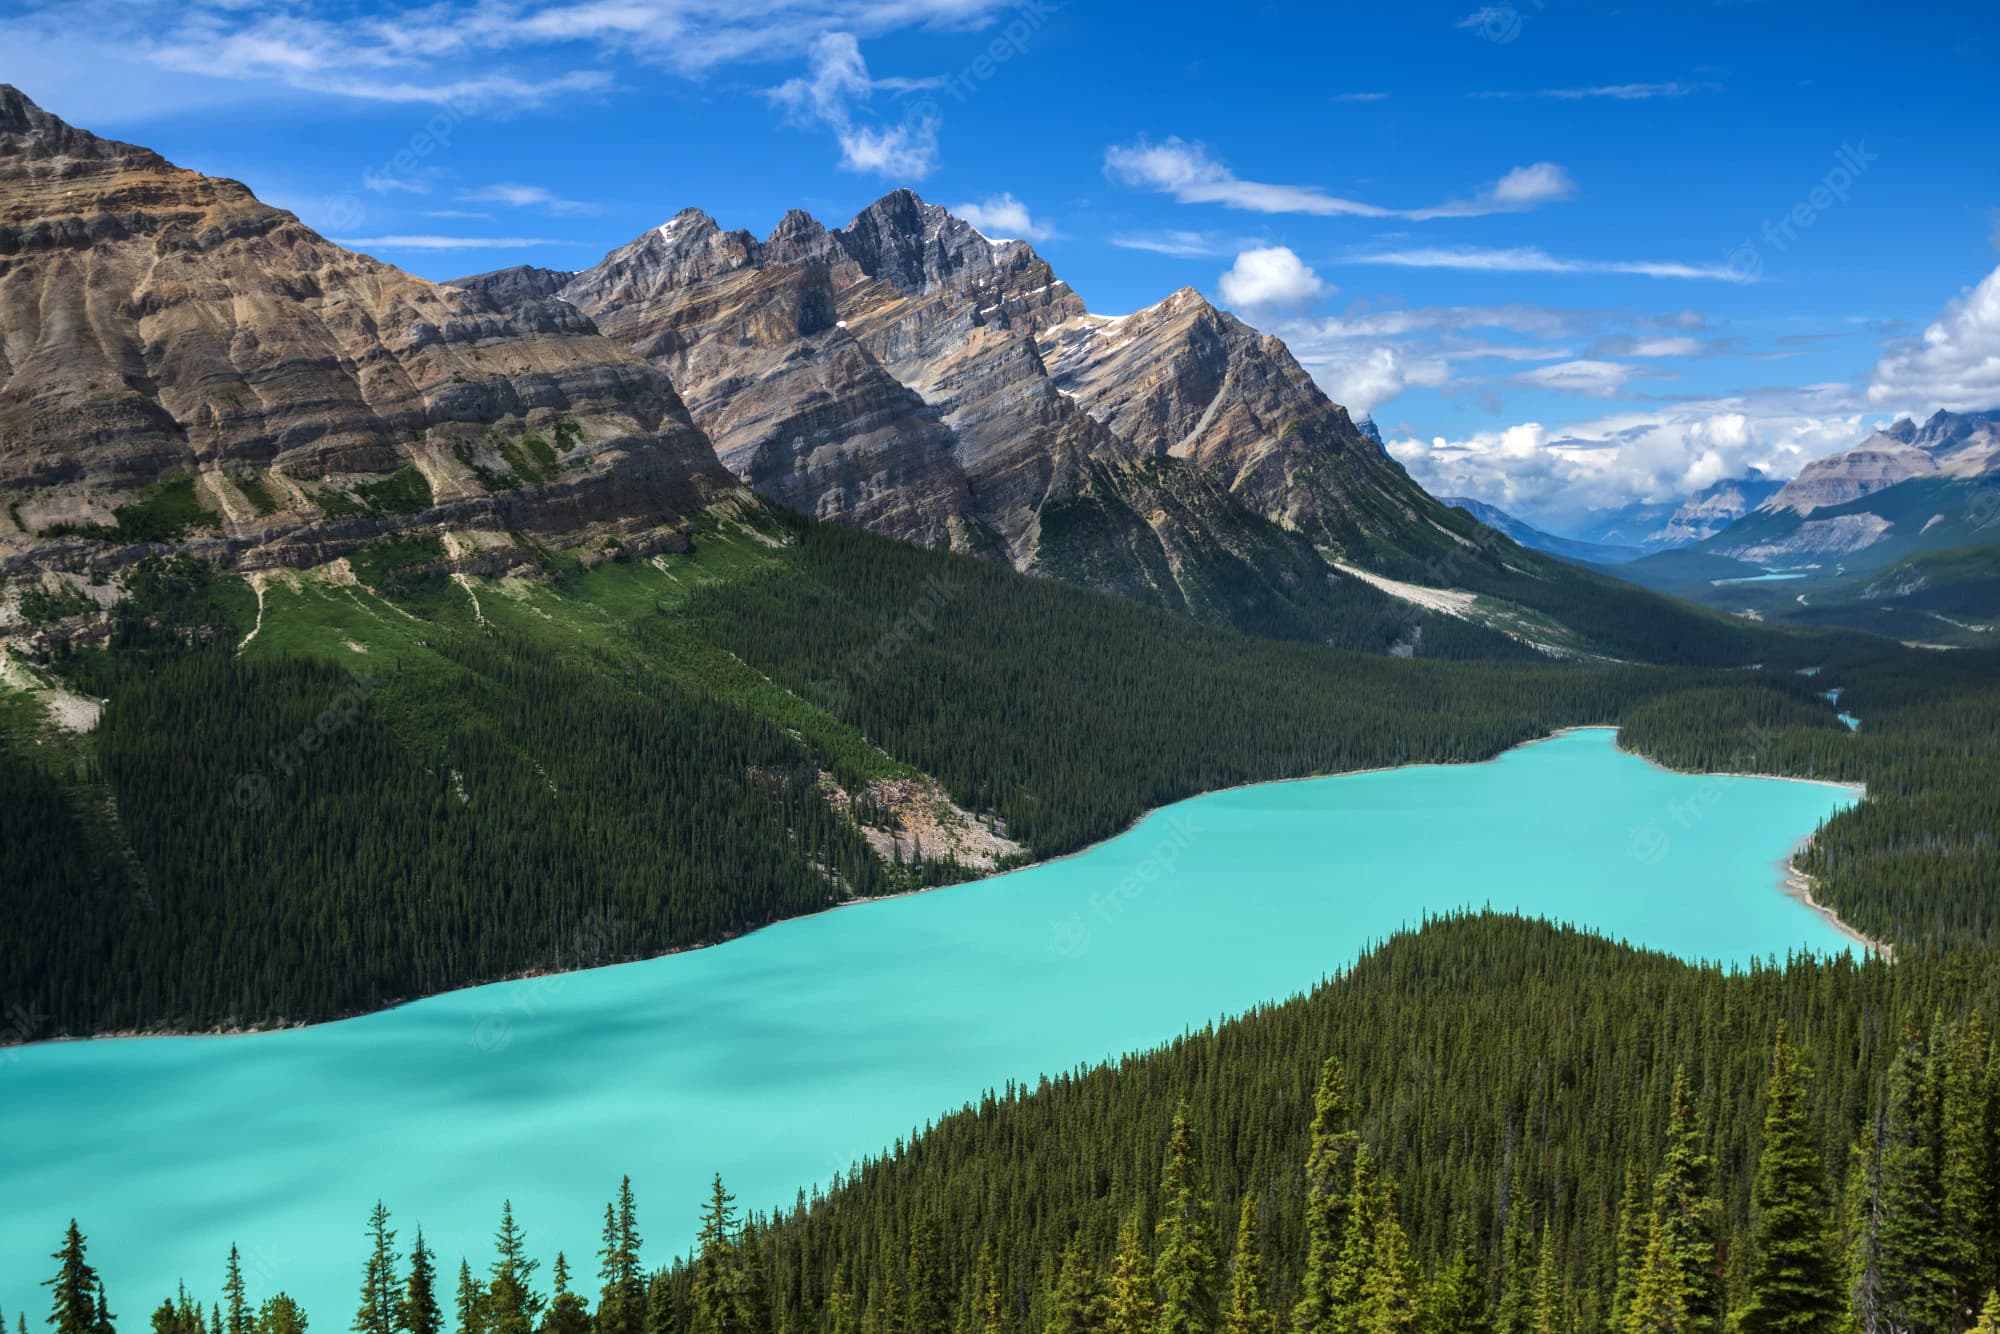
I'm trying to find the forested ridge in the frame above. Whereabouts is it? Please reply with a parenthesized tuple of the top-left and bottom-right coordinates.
(2, 509, 1853, 1038)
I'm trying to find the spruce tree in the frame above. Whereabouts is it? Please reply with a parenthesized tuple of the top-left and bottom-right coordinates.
(537, 1256, 590, 1334)
(255, 1299, 307, 1334)
(1528, 1229, 1561, 1334)
(597, 1179, 644, 1334)
(826, 1272, 857, 1334)
(1331, 1148, 1382, 1333)
(1941, 1017, 1992, 1326)
(1624, 1214, 1690, 1334)
(1648, 1070, 1720, 1332)
(1417, 1249, 1488, 1334)
(1045, 1240, 1101, 1334)
(1878, 1022, 1950, 1334)
(354, 1204, 399, 1334)
(1295, 1061, 1360, 1334)
(487, 1202, 544, 1334)
(1609, 1167, 1648, 1333)
(224, 1247, 249, 1334)
(402, 1230, 441, 1334)
(906, 1216, 948, 1334)
(1153, 1106, 1219, 1334)
(1104, 1216, 1156, 1334)
(1225, 1197, 1274, 1334)
(46, 1221, 100, 1334)
(1356, 1187, 1416, 1334)
(690, 1178, 739, 1334)
(1972, 1291, 2000, 1334)
(1738, 1027, 1842, 1334)
(455, 1261, 486, 1334)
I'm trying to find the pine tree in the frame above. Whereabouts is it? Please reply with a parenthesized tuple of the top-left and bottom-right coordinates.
(354, 1204, 399, 1334)
(537, 1256, 590, 1334)
(1838, 1123, 1883, 1334)
(403, 1230, 441, 1334)
(1941, 1017, 1992, 1327)
(1104, 1216, 1157, 1334)
(1153, 1106, 1219, 1334)
(1624, 1214, 1690, 1334)
(1738, 1027, 1843, 1334)
(224, 1247, 249, 1334)
(641, 1276, 675, 1334)
(1225, 1197, 1274, 1334)
(1044, 1239, 1101, 1334)
(1331, 1148, 1382, 1333)
(1971, 1291, 2000, 1334)
(1295, 1061, 1361, 1334)
(1417, 1248, 1488, 1334)
(1610, 1167, 1649, 1334)
(1356, 1187, 1417, 1334)
(971, 1242, 1002, 1334)
(255, 1298, 308, 1334)
(1647, 1070, 1720, 1332)
(597, 1179, 644, 1334)
(456, 1261, 487, 1334)
(46, 1221, 101, 1334)
(906, 1216, 949, 1334)
(691, 1178, 739, 1334)
(487, 1202, 544, 1334)
(826, 1272, 858, 1334)
(1528, 1229, 1562, 1334)
(730, 1220, 770, 1334)
(1878, 1022, 1950, 1334)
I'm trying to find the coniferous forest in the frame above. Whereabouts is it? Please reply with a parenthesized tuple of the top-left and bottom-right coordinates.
(8, 512, 2000, 1334)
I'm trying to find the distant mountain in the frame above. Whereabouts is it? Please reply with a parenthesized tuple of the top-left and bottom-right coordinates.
(1763, 409, 2000, 516)
(1655, 471, 1785, 545)
(1617, 412, 2000, 636)
(457, 194, 1756, 661)
(1557, 472, 1784, 553)
(1443, 498, 1643, 565)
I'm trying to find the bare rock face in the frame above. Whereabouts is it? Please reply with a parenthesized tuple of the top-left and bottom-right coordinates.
(1764, 410, 2000, 517)
(505, 188, 1462, 627)
(1652, 473, 1782, 545)
(0, 86, 735, 572)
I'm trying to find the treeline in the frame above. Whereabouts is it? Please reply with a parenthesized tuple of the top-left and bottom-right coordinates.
(1, 529, 1720, 1038)
(23, 918, 2000, 1334)
(1617, 640, 2000, 950)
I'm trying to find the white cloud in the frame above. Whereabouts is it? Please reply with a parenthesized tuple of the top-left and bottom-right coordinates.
(1218, 246, 1327, 310)
(1386, 394, 1877, 521)
(1305, 344, 1451, 416)
(332, 234, 571, 249)
(1473, 82, 1720, 101)
(770, 31, 938, 178)
(1334, 92, 1389, 102)
(1345, 245, 1754, 283)
(8, 0, 1018, 117)
(1110, 230, 1230, 257)
(1867, 262, 2000, 412)
(1103, 137, 1575, 220)
(951, 193, 1051, 241)
(1515, 359, 1652, 398)
(461, 183, 597, 215)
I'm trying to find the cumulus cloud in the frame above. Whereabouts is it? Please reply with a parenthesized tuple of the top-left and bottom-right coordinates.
(1867, 262, 2000, 412)
(770, 32, 939, 178)
(1218, 246, 1328, 310)
(951, 193, 1051, 241)
(1386, 396, 1876, 522)
(1345, 244, 1754, 283)
(1103, 137, 1575, 220)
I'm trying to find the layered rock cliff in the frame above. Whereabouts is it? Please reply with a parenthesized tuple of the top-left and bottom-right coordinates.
(0, 86, 736, 575)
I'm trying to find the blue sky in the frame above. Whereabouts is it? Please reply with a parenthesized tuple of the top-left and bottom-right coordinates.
(7, 0, 1998, 530)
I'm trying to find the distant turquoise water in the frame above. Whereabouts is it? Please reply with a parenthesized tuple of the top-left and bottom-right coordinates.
(0, 729, 1858, 1322)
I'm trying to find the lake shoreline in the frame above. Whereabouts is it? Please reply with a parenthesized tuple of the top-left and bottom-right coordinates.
(15, 723, 1877, 1049)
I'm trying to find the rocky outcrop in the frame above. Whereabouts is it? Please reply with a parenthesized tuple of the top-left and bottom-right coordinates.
(1652, 472, 1782, 545)
(1764, 410, 2000, 517)
(0, 86, 736, 573)
(489, 189, 1474, 631)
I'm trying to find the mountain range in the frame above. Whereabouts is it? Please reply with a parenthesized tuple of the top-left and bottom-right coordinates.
(0, 85, 1751, 665)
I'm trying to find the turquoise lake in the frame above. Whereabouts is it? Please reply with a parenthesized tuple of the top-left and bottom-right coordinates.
(0, 728, 1860, 1320)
